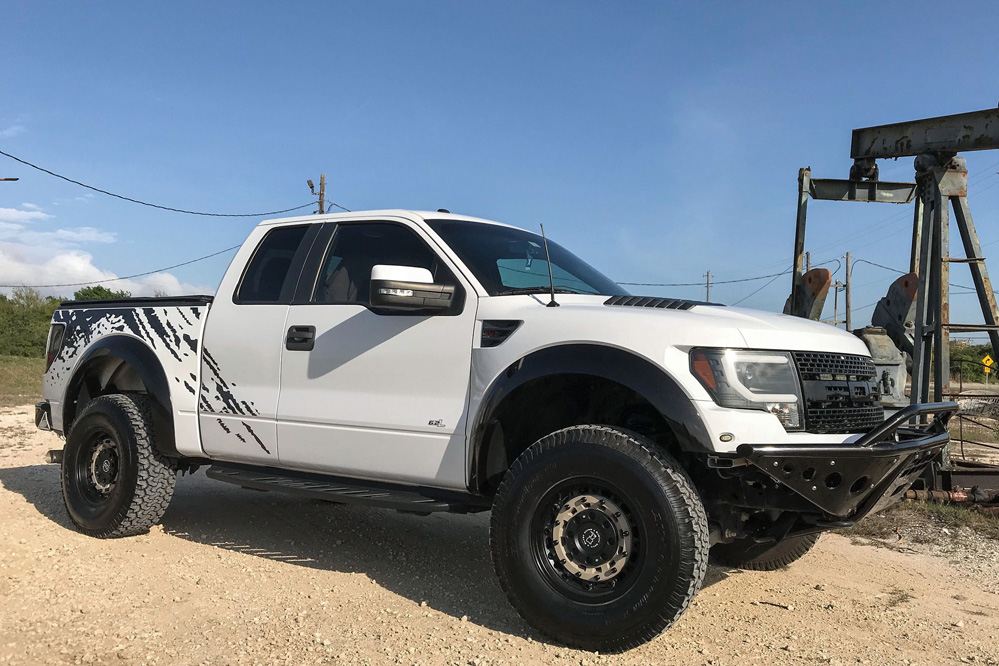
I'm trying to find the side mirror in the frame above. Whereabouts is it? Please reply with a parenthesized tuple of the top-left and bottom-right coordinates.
(369, 264, 455, 312)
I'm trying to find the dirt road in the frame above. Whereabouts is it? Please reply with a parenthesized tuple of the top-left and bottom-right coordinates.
(1, 403, 997, 666)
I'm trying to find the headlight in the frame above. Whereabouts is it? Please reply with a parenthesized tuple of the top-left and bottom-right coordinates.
(689, 348, 803, 430)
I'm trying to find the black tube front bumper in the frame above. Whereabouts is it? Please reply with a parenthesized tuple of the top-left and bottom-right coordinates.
(735, 402, 958, 520)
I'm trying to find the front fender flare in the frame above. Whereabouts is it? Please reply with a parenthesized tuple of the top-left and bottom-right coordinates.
(468, 343, 710, 490)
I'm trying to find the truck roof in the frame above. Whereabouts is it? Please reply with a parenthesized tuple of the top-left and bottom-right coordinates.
(258, 209, 523, 231)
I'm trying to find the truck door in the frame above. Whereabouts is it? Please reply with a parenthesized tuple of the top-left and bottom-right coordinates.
(276, 219, 477, 490)
(199, 223, 318, 464)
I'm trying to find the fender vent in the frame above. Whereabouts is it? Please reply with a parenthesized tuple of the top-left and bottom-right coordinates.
(481, 320, 522, 347)
(604, 295, 718, 310)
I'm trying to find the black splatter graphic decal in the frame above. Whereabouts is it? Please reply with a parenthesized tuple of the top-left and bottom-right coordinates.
(200, 347, 271, 456)
(47, 306, 204, 392)
(200, 348, 260, 417)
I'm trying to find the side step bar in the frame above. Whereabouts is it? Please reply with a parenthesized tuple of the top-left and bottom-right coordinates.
(206, 463, 487, 513)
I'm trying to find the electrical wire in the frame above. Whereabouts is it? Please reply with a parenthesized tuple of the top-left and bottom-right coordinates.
(618, 271, 788, 288)
(0, 245, 240, 288)
(851, 258, 906, 275)
(730, 270, 788, 306)
(0, 149, 317, 217)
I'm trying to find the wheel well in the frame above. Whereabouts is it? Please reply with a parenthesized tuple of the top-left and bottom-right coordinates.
(475, 374, 682, 496)
(64, 348, 177, 458)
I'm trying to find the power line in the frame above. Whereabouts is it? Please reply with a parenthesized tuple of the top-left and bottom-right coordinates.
(852, 258, 906, 275)
(730, 270, 788, 306)
(851, 257, 979, 290)
(1, 244, 240, 289)
(619, 270, 789, 288)
(0, 149, 317, 217)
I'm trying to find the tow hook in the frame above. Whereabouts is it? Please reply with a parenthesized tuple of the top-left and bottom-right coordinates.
(45, 449, 63, 465)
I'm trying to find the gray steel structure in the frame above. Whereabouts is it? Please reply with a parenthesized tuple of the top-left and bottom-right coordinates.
(790, 108, 999, 491)
(848, 109, 999, 409)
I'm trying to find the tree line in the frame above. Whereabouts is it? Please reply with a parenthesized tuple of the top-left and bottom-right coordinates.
(0, 286, 130, 357)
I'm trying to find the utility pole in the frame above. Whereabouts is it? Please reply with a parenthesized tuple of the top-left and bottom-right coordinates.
(805, 251, 811, 272)
(704, 270, 711, 301)
(845, 251, 852, 331)
(306, 174, 326, 214)
(318, 174, 325, 215)
(0, 177, 18, 182)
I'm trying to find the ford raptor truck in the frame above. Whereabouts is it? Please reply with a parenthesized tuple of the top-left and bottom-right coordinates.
(36, 210, 957, 652)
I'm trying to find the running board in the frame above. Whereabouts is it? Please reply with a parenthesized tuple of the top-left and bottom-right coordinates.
(206, 463, 484, 513)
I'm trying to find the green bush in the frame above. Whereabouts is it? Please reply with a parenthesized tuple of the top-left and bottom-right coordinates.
(951, 343, 994, 383)
(0, 288, 64, 358)
(72, 285, 131, 301)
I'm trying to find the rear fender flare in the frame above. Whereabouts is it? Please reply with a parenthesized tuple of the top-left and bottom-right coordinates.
(64, 335, 178, 457)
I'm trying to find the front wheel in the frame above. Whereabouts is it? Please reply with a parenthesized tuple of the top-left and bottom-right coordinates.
(490, 426, 709, 653)
(62, 394, 176, 538)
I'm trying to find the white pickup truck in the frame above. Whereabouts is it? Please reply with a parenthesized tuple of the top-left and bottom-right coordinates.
(37, 209, 956, 651)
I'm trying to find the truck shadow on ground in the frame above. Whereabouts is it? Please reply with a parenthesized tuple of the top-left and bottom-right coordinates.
(0, 463, 732, 642)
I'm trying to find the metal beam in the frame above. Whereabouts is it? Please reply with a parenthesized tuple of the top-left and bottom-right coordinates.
(851, 108, 999, 160)
(809, 178, 916, 203)
(790, 168, 810, 307)
(951, 196, 999, 357)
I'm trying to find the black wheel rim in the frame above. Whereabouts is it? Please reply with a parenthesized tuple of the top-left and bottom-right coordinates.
(530, 478, 644, 603)
(72, 428, 122, 506)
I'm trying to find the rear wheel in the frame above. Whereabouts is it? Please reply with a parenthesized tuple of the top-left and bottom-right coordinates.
(490, 425, 708, 652)
(62, 394, 176, 538)
(711, 533, 820, 571)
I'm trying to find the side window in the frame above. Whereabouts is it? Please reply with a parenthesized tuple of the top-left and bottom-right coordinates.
(236, 225, 309, 303)
(311, 223, 456, 306)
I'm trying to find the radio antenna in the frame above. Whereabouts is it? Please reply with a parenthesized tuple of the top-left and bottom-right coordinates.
(539, 224, 560, 308)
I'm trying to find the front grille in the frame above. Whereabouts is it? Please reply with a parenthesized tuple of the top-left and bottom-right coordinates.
(805, 405, 884, 433)
(793, 351, 877, 381)
(792, 352, 883, 434)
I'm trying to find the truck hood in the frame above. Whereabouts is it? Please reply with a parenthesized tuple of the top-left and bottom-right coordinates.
(477, 294, 871, 357)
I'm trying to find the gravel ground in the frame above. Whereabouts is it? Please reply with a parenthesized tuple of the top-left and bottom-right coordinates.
(1, 403, 998, 666)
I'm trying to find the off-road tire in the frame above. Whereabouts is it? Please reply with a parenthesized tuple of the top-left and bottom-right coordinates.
(62, 394, 176, 538)
(711, 533, 820, 571)
(490, 425, 709, 653)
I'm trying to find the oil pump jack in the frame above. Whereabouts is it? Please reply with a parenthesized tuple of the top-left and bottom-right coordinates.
(785, 107, 999, 491)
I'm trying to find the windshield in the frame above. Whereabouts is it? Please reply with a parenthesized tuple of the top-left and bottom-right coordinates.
(427, 220, 625, 297)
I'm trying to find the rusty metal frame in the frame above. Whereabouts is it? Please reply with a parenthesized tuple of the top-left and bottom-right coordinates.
(794, 108, 999, 491)
(852, 108, 999, 161)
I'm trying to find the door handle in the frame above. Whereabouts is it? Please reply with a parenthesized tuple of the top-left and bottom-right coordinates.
(286, 325, 316, 351)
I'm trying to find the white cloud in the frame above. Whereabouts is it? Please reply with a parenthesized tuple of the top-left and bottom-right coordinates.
(0, 205, 115, 247)
(0, 244, 213, 298)
(0, 124, 25, 139)
(0, 204, 211, 298)
(14, 227, 117, 245)
(0, 207, 52, 224)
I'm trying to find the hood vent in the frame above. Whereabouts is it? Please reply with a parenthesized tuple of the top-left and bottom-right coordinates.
(481, 320, 522, 347)
(604, 295, 719, 311)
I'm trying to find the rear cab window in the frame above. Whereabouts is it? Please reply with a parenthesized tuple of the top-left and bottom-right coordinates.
(235, 225, 314, 304)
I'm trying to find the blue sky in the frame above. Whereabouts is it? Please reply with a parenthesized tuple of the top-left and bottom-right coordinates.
(2, 2, 999, 334)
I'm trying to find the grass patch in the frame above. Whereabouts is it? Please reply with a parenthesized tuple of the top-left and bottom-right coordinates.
(0, 355, 45, 408)
(842, 500, 999, 543)
(886, 587, 914, 608)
